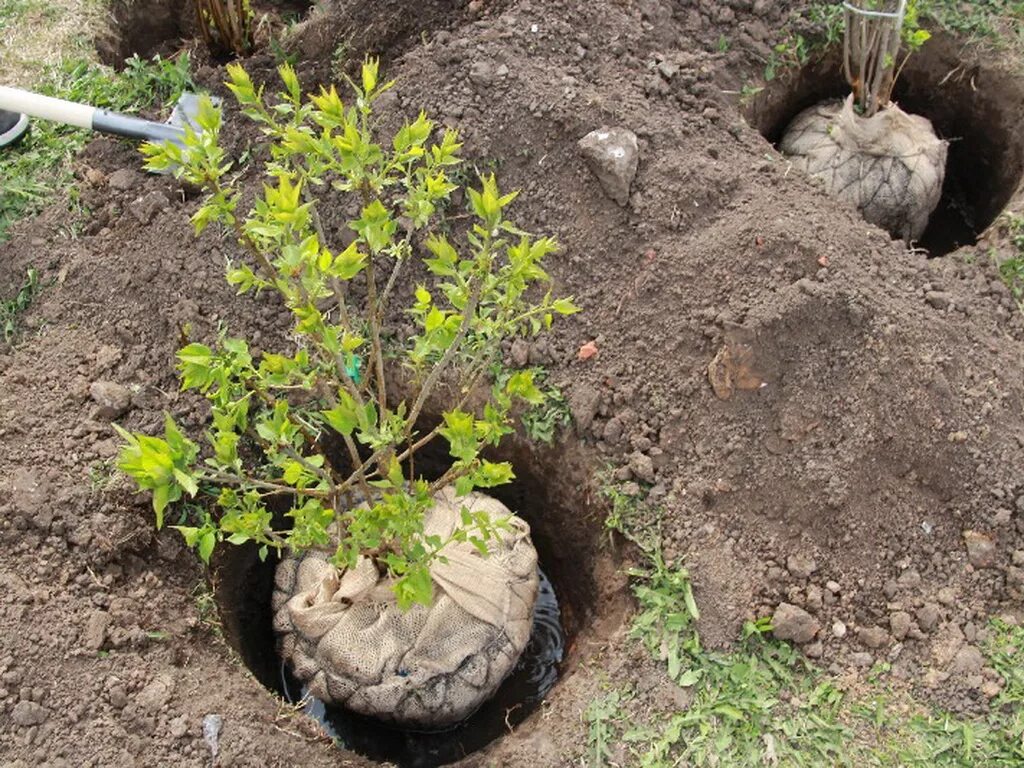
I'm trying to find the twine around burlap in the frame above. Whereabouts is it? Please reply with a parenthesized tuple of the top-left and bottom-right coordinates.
(272, 486, 539, 728)
(780, 95, 948, 242)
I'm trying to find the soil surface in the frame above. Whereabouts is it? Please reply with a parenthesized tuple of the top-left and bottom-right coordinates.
(2, 0, 1024, 766)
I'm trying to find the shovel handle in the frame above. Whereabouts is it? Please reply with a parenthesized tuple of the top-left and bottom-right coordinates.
(0, 85, 184, 144)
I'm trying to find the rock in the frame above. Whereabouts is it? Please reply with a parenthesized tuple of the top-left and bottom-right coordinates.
(850, 651, 874, 669)
(889, 611, 913, 641)
(916, 603, 941, 632)
(510, 339, 530, 367)
(786, 553, 817, 579)
(832, 620, 847, 638)
(963, 530, 997, 568)
(135, 674, 175, 711)
(804, 641, 823, 658)
(128, 191, 170, 225)
(107, 168, 137, 192)
(468, 60, 496, 87)
(169, 715, 189, 739)
(925, 291, 950, 310)
(771, 602, 820, 644)
(578, 127, 639, 206)
(11, 701, 48, 727)
(857, 626, 890, 649)
(568, 384, 602, 435)
(628, 452, 656, 484)
(203, 714, 223, 759)
(83, 610, 110, 651)
(896, 568, 922, 589)
(89, 380, 131, 421)
(108, 685, 128, 709)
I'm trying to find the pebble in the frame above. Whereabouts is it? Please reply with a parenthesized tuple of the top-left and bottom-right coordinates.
(857, 626, 890, 649)
(963, 530, 997, 568)
(916, 602, 941, 632)
(89, 381, 132, 421)
(83, 610, 111, 651)
(889, 611, 913, 641)
(832, 620, 847, 638)
(786, 553, 817, 580)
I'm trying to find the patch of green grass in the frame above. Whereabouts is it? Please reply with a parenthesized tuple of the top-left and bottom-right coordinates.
(996, 214, 1024, 310)
(0, 53, 194, 241)
(600, 501, 1024, 766)
(1, 266, 39, 342)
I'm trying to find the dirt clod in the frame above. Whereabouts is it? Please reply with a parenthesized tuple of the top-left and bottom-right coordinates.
(89, 380, 131, 421)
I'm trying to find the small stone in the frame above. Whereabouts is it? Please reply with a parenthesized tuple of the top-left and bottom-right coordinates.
(656, 60, 679, 80)
(963, 530, 997, 568)
(89, 381, 131, 421)
(568, 384, 602, 436)
(937, 587, 956, 606)
(804, 641, 823, 658)
(169, 715, 189, 739)
(109, 685, 128, 709)
(889, 611, 913, 641)
(468, 60, 496, 87)
(786, 553, 817, 580)
(917, 603, 941, 632)
(83, 610, 110, 651)
(857, 626, 890, 649)
(128, 191, 170, 225)
(578, 127, 639, 206)
(925, 291, 950, 310)
(896, 569, 922, 589)
(628, 452, 656, 484)
(850, 652, 874, 669)
(11, 701, 48, 727)
(832, 620, 847, 638)
(771, 602, 820, 644)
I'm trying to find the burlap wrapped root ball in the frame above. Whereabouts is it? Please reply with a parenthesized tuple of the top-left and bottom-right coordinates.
(272, 487, 539, 729)
(779, 95, 948, 242)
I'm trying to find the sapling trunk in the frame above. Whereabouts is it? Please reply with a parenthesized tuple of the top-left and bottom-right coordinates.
(842, 0, 907, 117)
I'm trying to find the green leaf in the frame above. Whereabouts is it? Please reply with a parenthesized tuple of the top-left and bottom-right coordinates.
(198, 531, 216, 563)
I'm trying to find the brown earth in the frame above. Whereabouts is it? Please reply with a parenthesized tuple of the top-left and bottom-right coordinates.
(2, 0, 1024, 765)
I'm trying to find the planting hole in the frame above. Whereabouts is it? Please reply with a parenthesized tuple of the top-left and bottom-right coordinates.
(744, 34, 1024, 256)
(94, 0, 186, 67)
(212, 421, 615, 766)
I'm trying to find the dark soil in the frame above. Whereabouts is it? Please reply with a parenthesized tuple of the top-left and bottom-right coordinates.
(2, 0, 1024, 765)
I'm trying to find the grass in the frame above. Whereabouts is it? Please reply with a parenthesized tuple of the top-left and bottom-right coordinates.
(595, 499, 1024, 766)
(995, 213, 1024, 310)
(1, 266, 39, 342)
(0, 53, 194, 242)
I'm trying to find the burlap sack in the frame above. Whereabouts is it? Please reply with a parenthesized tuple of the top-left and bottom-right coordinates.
(272, 486, 539, 728)
(779, 95, 948, 242)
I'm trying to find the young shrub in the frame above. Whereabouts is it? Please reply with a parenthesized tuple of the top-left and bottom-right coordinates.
(779, 0, 946, 242)
(118, 59, 578, 726)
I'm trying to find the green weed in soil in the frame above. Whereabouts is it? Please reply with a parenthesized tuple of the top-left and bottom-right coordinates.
(1, 266, 39, 342)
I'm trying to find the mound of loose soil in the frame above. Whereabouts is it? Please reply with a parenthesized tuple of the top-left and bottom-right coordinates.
(2, 0, 1024, 765)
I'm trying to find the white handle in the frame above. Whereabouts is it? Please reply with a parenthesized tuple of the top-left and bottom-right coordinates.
(0, 86, 95, 129)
